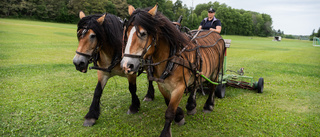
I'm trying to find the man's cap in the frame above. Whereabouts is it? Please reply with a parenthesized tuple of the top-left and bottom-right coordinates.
(208, 8, 215, 13)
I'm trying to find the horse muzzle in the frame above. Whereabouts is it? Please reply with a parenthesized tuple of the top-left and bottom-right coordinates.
(73, 54, 89, 73)
(120, 57, 140, 74)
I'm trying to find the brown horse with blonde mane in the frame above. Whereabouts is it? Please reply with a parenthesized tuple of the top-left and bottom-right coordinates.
(72, 11, 155, 127)
(121, 4, 226, 137)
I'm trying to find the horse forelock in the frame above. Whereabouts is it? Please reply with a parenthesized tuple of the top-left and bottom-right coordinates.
(77, 14, 123, 53)
(126, 9, 188, 51)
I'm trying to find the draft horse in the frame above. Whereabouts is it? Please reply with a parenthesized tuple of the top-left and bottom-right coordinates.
(121, 5, 226, 137)
(72, 11, 155, 126)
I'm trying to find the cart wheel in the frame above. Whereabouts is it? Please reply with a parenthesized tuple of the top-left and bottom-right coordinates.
(257, 77, 264, 93)
(215, 84, 226, 98)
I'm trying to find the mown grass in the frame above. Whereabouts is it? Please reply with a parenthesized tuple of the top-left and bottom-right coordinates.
(1, 18, 319, 136)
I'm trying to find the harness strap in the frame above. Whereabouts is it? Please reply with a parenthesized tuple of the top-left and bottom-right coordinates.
(142, 31, 205, 70)
(76, 51, 91, 58)
(75, 50, 98, 65)
(143, 30, 224, 93)
(123, 54, 141, 58)
(172, 22, 181, 26)
(123, 36, 156, 59)
(75, 41, 120, 73)
(89, 58, 121, 73)
(146, 56, 194, 83)
(148, 76, 165, 83)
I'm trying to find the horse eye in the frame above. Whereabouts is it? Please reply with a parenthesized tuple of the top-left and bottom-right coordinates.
(90, 34, 96, 39)
(140, 32, 147, 37)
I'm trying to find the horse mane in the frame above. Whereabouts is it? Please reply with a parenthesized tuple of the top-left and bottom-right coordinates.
(77, 13, 123, 54)
(126, 8, 189, 51)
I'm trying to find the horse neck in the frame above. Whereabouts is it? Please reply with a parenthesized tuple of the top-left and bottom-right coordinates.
(151, 38, 171, 78)
(98, 42, 115, 66)
(98, 22, 123, 68)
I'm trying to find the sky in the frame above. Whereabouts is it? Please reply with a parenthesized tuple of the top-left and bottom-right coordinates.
(172, 0, 320, 35)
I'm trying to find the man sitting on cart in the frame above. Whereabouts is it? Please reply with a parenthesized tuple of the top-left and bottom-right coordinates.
(198, 8, 222, 34)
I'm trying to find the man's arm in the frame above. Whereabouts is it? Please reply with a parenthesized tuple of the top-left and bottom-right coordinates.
(209, 26, 221, 33)
(198, 19, 205, 30)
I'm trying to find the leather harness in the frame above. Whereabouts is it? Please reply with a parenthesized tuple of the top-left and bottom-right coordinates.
(123, 29, 224, 87)
(76, 27, 120, 73)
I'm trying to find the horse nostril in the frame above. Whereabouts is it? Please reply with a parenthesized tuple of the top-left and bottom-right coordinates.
(79, 61, 86, 68)
(128, 64, 134, 70)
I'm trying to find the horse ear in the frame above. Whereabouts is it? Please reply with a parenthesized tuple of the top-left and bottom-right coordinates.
(97, 14, 106, 25)
(148, 4, 158, 16)
(79, 11, 86, 19)
(128, 5, 135, 16)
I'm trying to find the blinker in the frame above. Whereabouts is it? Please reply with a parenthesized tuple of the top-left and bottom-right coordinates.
(82, 29, 88, 38)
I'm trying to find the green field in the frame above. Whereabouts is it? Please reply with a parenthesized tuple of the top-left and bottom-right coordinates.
(1, 18, 319, 136)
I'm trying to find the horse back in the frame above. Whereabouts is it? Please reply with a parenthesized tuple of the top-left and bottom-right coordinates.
(191, 31, 225, 80)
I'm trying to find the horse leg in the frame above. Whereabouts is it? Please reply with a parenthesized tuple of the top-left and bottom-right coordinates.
(83, 71, 109, 126)
(186, 88, 197, 115)
(144, 67, 155, 101)
(127, 73, 140, 114)
(159, 84, 185, 137)
(143, 80, 155, 101)
(203, 83, 216, 113)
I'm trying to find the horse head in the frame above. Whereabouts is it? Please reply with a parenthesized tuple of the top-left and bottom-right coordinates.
(121, 4, 159, 74)
(73, 11, 106, 73)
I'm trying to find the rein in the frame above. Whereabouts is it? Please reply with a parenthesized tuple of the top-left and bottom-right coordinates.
(143, 31, 222, 67)
(140, 30, 224, 84)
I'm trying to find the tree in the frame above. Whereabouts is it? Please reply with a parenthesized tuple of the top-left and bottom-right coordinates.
(216, 4, 232, 34)
(173, 0, 182, 14)
(109, 0, 127, 18)
(309, 29, 316, 41)
(0, 0, 20, 17)
(0, 0, 275, 37)
(261, 13, 272, 36)
(241, 12, 254, 35)
(104, 1, 117, 15)
(161, 0, 174, 21)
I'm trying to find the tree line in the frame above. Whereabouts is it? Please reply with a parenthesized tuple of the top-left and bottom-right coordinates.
(310, 28, 320, 40)
(0, 0, 283, 37)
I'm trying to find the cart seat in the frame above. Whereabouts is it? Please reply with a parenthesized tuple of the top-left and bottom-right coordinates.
(224, 39, 231, 48)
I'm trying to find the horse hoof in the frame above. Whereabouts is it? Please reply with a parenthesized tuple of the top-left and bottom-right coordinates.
(203, 106, 213, 113)
(83, 118, 96, 126)
(203, 109, 213, 113)
(143, 97, 153, 101)
(203, 105, 213, 113)
(176, 118, 185, 126)
(187, 108, 197, 115)
(127, 109, 138, 114)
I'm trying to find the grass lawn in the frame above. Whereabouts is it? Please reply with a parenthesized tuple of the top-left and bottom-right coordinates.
(1, 18, 319, 136)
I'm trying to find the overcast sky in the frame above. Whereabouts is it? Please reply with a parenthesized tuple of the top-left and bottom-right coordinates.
(172, 0, 320, 35)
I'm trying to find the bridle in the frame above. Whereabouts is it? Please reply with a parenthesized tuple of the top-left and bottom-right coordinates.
(123, 36, 157, 59)
(75, 26, 119, 73)
(123, 26, 157, 73)
(122, 11, 158, 59)
(76, 28, 102, 67)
